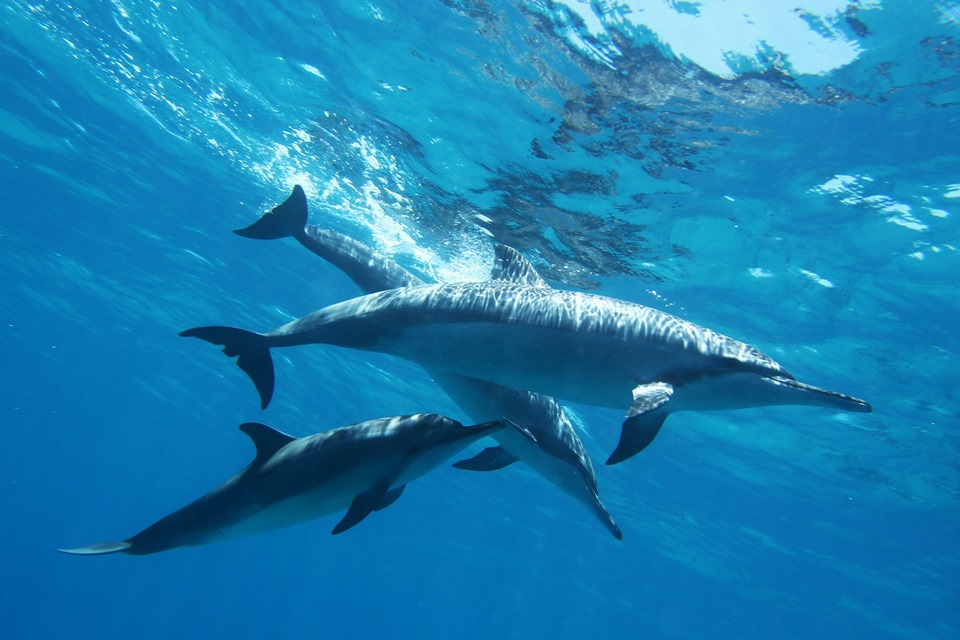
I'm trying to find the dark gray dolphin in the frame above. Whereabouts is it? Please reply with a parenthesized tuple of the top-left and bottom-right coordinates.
(58, 414, 510, 555)
(184, 218, 872, 467)
(232, 186, 621, 539)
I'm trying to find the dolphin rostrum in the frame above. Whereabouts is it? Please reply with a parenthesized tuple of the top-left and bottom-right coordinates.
(183, 235, 872, 467)
(58, 414, 512, 555)
(232, 186, 622, 539)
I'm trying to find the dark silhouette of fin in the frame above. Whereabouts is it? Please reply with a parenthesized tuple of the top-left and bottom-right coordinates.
(606, 412, 667, 465)
(234, 185, 308, 240)
(332, 484, 406, 535)
(453, 446, 519, 471)
(606, 382, 674, 465)
(180, 326, 275, 409)
(240, 422, 296, 466)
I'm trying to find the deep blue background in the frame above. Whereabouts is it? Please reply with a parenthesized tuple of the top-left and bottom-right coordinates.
(1, 2, 957, 638)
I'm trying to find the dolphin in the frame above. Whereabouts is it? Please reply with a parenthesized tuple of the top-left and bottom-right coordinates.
(232, 186, 622, 539)
(58, 414, 511, 555)
(183, 231, 872, 467)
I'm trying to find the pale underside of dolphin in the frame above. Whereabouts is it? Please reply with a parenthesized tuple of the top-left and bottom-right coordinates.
(58, 414, 509, 555)
(232, 185, 621, 539)
(184, 216, 872, 467)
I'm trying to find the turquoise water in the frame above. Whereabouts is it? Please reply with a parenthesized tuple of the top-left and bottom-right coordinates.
(1, 1, 957, 638)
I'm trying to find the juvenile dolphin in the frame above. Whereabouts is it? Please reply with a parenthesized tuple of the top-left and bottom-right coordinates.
(232, 186, 622, 539)
(59, 414, 510, 555)
(183, 241, 872, 467)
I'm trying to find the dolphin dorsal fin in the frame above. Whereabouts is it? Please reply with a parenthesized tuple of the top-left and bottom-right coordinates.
(239, 422, 296, 465)
(491, 244, 550, 288)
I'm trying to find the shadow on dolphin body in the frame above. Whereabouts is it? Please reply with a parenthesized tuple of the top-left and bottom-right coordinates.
(184, 188, 871, 469)
(231, 186, 622, 540)
(59, 414, 515, 555)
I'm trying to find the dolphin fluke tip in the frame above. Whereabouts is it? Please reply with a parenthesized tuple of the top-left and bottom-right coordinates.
(57, 541, 131, 555)
(234, 185, 308, 240)
(180, 325, 275, 409)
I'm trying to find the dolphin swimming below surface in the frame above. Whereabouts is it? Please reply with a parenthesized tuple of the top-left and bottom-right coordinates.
(183, 234, 872, 466)
(58, 414, 512, 555)
(232, 186, 622, 539)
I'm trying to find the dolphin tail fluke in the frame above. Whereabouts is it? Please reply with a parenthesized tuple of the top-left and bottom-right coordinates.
(57, 541, 132, 555)
(180, 326, 275, 409)
(234, 185, 308, 240)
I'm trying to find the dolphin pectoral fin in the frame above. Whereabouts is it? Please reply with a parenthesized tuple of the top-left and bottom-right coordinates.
(606, 382, 674, 465)
(234, 185, 308, 240)
(375, 485, 406, 511)
(453, 446, 519, 471)
(180, 326, 275, 409)
(607, 412, 668, 465)
(57, 541, 132, 555)
(331, 484, 406, 535)
(626, 382, 674, 419)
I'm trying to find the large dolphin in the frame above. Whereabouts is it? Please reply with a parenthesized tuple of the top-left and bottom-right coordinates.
(59, 414, 511, 555)
(183, 222, 872, 467)
(232, 186, 622, 539)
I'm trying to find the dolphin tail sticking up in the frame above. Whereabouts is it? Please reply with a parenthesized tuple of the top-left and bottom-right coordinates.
(180, 326, 275, 409)
(234, 184, 308, 241)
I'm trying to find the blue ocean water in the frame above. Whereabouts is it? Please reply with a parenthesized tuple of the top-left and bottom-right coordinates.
(1, 0, 957, 638)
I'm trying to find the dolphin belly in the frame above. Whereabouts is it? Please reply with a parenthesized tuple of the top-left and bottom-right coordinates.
(371, 321, 682, 409)
(209, 482, 365, 542)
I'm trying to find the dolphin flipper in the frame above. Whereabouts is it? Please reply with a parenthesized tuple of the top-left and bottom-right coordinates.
(606, 382, 674, 465)
(331, 484, 406, 535)
(607, 413, 668, 465)
(180, 326, 275, 409)
(57, 541, 132, 555)
(234, 185, 308, 240)
(453, 446, 519, 471)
